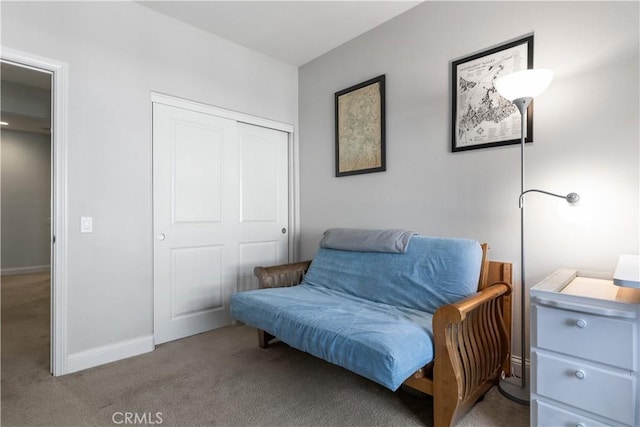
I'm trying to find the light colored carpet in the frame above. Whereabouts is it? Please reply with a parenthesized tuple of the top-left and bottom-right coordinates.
(1, 273, 529, 426)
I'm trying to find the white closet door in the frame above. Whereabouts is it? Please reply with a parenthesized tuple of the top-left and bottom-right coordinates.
(153, 103, 288, 344)
(236, 122, 289, 293)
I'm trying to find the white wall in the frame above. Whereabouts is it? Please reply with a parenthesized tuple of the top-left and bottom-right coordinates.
(299, 1, 639, 362)
(2, 1, 298, 365)
(1, 130, 51, 273)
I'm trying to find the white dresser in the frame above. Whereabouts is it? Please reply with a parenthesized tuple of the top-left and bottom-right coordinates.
(530, 269, 640, 427)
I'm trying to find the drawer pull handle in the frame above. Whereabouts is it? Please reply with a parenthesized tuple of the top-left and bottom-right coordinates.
(576, 424, 585, 427)
(574, 370, 586, 379)
(575, 319, 587, 328)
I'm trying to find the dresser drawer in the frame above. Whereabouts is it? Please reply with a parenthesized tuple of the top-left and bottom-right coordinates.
(533, 351, 635, 425)
(533, 305, 636, 369)
(533, 399, 611, 427)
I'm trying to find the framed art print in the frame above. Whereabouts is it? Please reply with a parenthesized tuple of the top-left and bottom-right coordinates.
(335, 75, 386, 177)
(451, 35, 534, 152)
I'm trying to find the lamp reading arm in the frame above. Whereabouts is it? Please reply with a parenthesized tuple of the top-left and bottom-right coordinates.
(519, 189, 580, 208)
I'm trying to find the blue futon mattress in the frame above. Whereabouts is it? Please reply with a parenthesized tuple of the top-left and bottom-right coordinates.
(231, 284, 435, 391)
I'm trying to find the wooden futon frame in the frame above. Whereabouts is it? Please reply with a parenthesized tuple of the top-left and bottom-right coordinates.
(253, 244, 512, 427)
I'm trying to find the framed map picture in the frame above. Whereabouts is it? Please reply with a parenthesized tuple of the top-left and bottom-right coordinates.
(335, 75, 386, 177)
(451, 36, 534, 152)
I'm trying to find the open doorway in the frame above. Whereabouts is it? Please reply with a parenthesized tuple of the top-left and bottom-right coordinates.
(1, 60, 53, 374)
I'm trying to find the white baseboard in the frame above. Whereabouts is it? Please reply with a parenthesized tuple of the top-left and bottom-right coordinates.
(509, 355, 530, 379)
(67, 335, 154, 374)
(1, 265, 51, 276)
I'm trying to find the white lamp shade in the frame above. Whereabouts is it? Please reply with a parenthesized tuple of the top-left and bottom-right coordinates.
(494, 69, 553, 101)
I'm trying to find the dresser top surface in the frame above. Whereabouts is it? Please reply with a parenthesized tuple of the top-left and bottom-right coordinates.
(531, 268, 640, 305)
(561, 276, 640, 304)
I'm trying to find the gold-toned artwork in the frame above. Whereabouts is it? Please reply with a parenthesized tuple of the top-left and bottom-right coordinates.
(335, 75, 385, 176)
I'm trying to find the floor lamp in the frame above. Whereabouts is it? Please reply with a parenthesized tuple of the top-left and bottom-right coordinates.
(493, 69, 580, 404)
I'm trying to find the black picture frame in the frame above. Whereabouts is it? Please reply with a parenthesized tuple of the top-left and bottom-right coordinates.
(451, 36, 534, 152)
(335, 75, 386, 177)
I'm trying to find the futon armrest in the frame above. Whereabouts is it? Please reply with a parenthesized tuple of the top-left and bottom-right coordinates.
(254, 260, 312, 289)
(429, 280, 512, 424)
(439, 281, 512, 322)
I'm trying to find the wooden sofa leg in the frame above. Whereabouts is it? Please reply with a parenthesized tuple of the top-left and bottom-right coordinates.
(433, 395, 457, 427)
(258, 329, 274, 348)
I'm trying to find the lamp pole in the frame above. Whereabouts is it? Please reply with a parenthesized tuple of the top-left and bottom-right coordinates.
(516, 97, 531, 395)
(498, 97, 533, 405)
(516, 97, 532, 396)
(495, 68, 579, 405)
(498, 94, 580, 405)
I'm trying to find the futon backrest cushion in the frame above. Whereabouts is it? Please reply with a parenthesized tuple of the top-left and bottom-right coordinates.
(301, 235, 482, 314)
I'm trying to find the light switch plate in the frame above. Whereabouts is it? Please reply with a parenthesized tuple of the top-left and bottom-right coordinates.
(80, 216, 93, 233)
